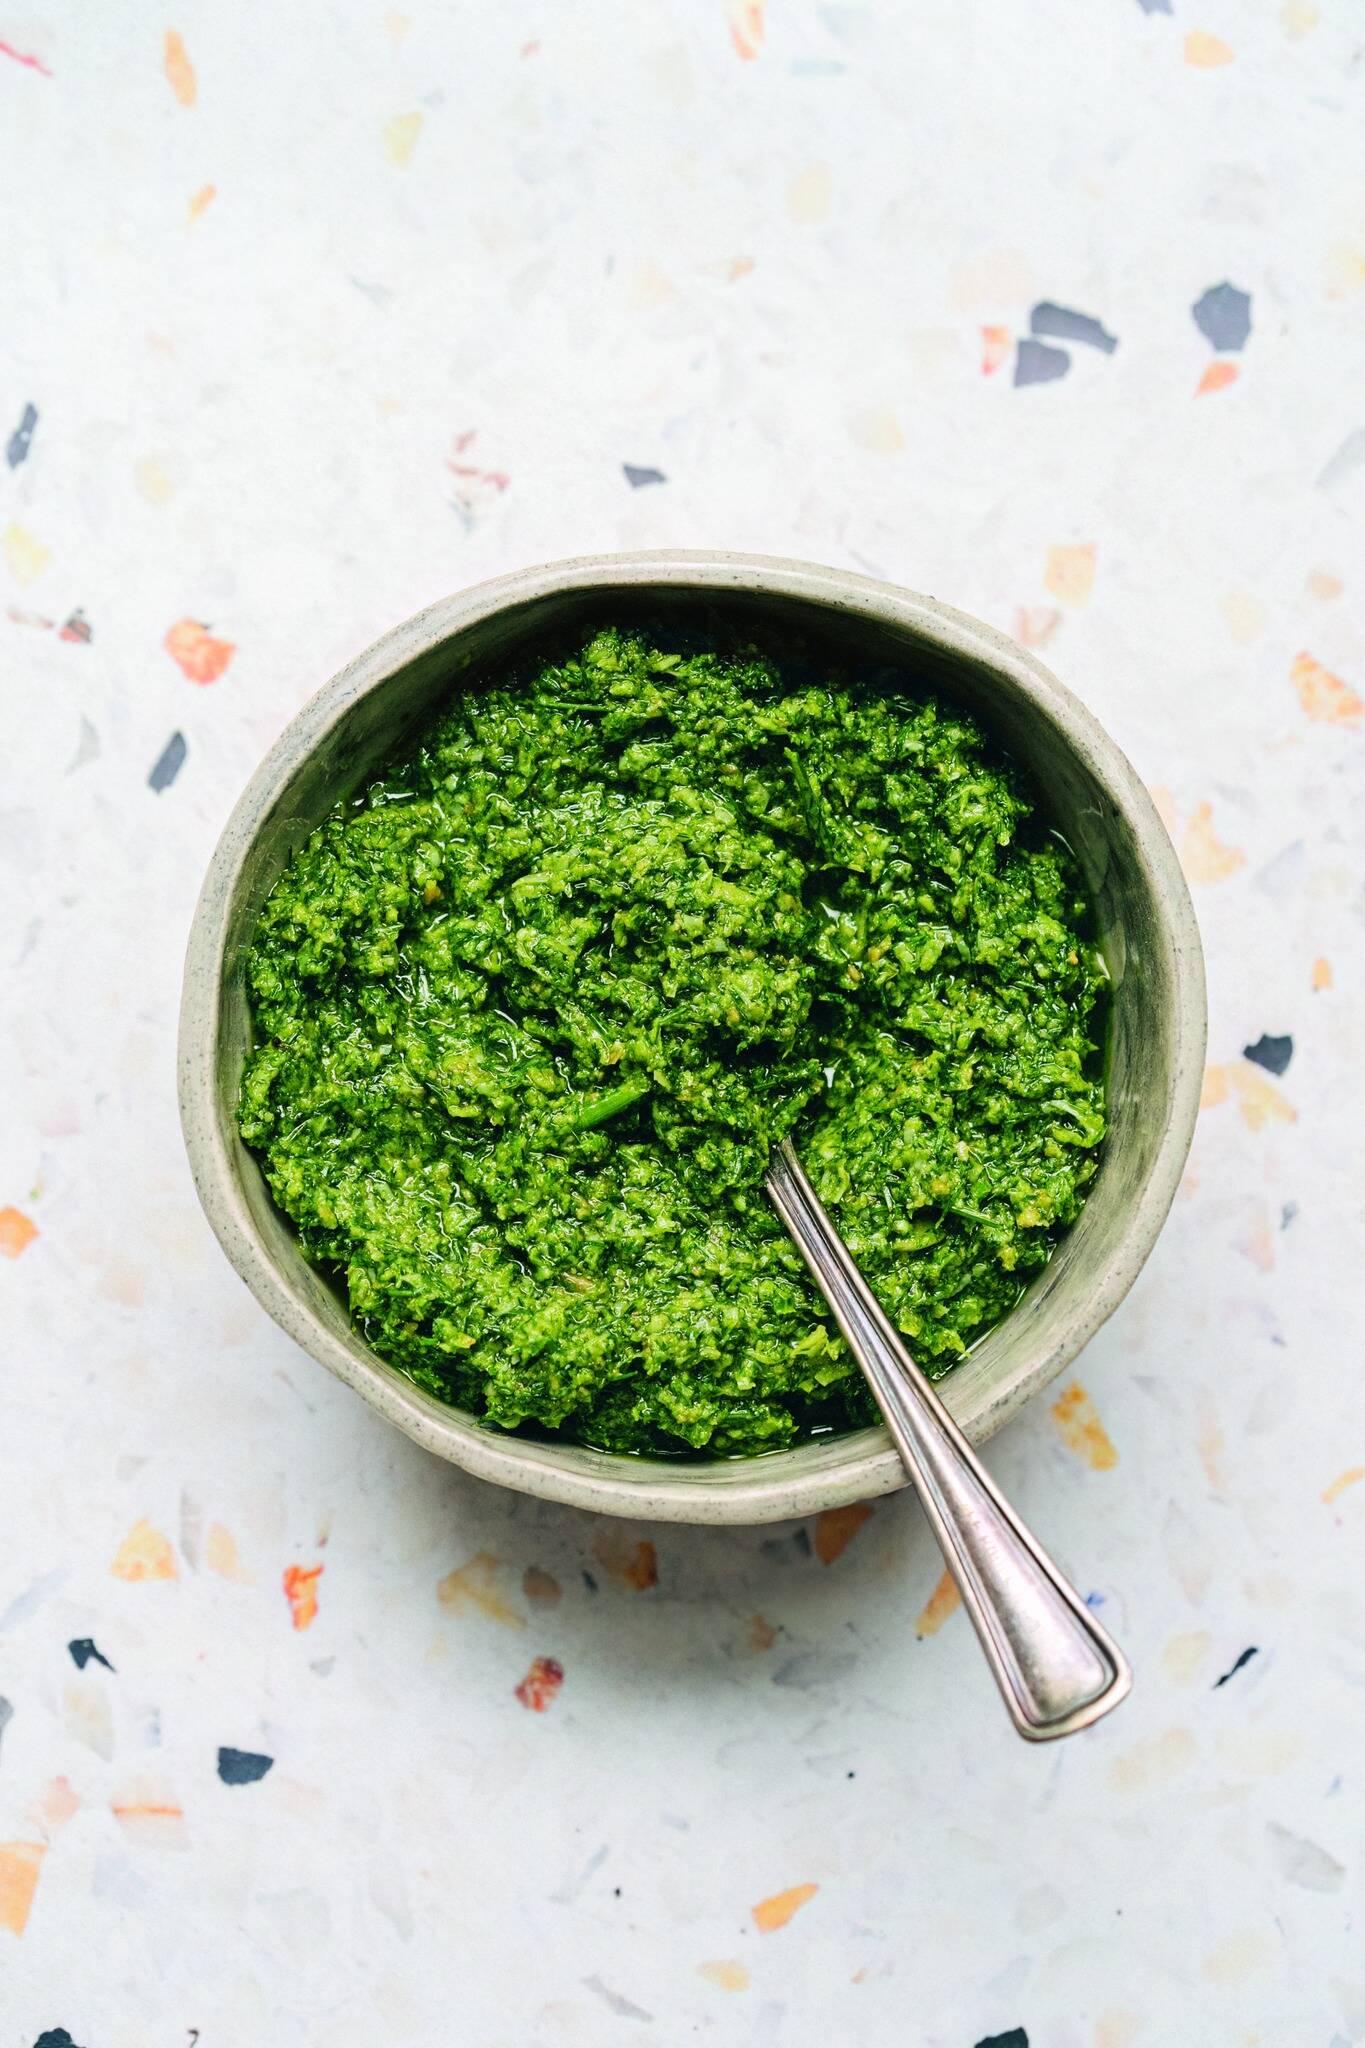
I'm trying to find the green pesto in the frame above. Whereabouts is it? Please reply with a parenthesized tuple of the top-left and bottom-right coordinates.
(239, 630, 1107, 1457)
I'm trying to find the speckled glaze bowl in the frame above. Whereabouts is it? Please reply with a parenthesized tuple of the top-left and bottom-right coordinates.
(179, 552, 1205, 1524)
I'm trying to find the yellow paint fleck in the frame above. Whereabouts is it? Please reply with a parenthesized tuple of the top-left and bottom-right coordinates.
(385, 10, 411, 44)
(1323, 1467, 1365, 1505)
(0, 1842, 45, 1936)
(1043, 543, 1095, 607)
(135, 457, 176, 505)
(64, 1680, 113, 1760)
(1196, 1404, 1227, 1491)
(1306, 569, 1343, 603)
(915, 1568, 961, 1638)
(846, 407, 905, 454)
(726, 255, 756, 284)
(1220, 592, 1264, 645)
(630, 262, 675, 310)
(729, 0, 766, 61)
(1184, 29, 1234, 66)
(1311, 955, 1332, 991)
(1050, 1382, 1118, 1470)
(747, 1612, 778, 1651)
(2, 524, 52, 586)
(1181, 801, 1246, 885)
(813, 1501, 873, 1564)
(787, 162, 831, 226)
(1230, 1062, 1296, 1132)
(187, 182, 216, 223)
(752, 1882, 818, 1932)
(1202, 1930, 1272, 1984)
(1108, 1726, 1196, 1792)
(436, 1551, 525, 1626)
(206, 1522, 252, 1582)
(0, 1206, 38, 1258)
(1148, 784, 1177, 834)
(1325, 243, 1365, 299)
(1280, 0, 1319, 33)
(163, 28, 196, 106)
(1291, 650, 1362, 724)
(383, 111, 423, 167)
(1217, 1726, 1302, 1776)
(111, 1518, 178, 1582)
(1095, 2015, 1143, 2048)
(1200, 1064, 1230, 1110)
(699, 1960, 750, 1991)
(1161, 1629, 1211, 1684)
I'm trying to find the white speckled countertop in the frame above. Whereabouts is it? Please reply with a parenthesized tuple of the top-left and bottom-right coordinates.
(2, 4, 1363, 2043)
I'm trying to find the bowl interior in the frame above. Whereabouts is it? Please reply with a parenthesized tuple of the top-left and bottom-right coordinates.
(185, 563, 1202, 1523)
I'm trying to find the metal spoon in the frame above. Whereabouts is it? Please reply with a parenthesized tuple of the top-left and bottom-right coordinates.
(765, 1138, 1131, 1742)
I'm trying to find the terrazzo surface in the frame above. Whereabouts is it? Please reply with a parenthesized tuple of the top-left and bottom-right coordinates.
(2, 3, 1363, 2042)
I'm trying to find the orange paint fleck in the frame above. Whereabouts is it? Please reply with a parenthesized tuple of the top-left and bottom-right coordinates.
(1181, 801, 1246, 885)
(1311, 956, 1332, 992)
(915, 1567, 961, 1638)
(747, 1612, 778, 1651)
(593, 1532, 659, 1590)
(1230, 1062, 1296, 1132)
(726, 255, 756, 284)
(1014, 605, 1062, 650)
(1196, 360, 1239, 396)
(1050, 1382, 1119, 1470)
(813, 1501, 873, 1564)
(110, 1778, 188, 1850)
(283, 1562, 323, 1630)
(1196, 1406, 1227, 1490)
(729, 0, 766, 60)
(1200, 1064, 1230, 1110)
(0, 1206, 38, 1258)
(751, 1882, 818, 1932)
(1184, 28, 1234, 65)
(0, 1842, 45, 1936)
(165, 617, 234, 684)
(514, 1654, 564, 1711)
(698, 1960, 750, 1991)
(438, 1552, 525, 1626)
(522, 1566, 562, 1607)
(1043, 543, 1096, 608)
(163, 28, 196, 106)
(1291, 650, 1362, 725)
(981, 324, 1011, 375)
(1306, 570, 1343, 603)
(1322, 1467, 1364, 1506)
(111, 1518, 178, 1582)
(187, 182, 216, 223)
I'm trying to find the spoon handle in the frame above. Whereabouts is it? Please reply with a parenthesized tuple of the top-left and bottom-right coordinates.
(765, 1139, 1131, 1742)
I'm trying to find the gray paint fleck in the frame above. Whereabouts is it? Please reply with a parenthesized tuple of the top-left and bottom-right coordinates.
(1030, 302, 1118, 353)
(1014, 339, 1070, 386)
(1192, 281, 1252, 352)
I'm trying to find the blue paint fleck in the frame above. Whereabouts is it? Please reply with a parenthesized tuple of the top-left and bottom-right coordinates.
(1214, 1645, 1259, 1689)
(1030, 303, 1118, 354)
(0, 1695, 12, 1760)
(1084, 1590, 1106, 1609)
(34, 2034, 85, 2048)
(1280, 1200, 1299, 1230)
(1243, 1032, 1292, 1076)
(975, 2032, 1029, 2048)
(217, 1746, 274, 1785)
(68, 1637, 115, 1673)
(1135, 0, 1172, 12)
(148, 731, 187, 792)
(1192, 282, 1252, 353)
(623, 463, 666, 489)
(1014, 339, 1069, 387)
(7, 402, 38, 469)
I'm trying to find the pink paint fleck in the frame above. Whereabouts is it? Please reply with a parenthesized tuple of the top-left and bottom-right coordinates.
(0, 39, 52, 76)
(514, 1655, 564, 1711)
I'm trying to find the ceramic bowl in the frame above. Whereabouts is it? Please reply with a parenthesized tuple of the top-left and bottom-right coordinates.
(179, 552, 1205, 1524)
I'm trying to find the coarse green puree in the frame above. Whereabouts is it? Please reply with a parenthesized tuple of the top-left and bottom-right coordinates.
(239, 630, 1106, 1457)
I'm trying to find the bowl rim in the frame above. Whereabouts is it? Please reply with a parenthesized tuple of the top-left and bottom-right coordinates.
(178, 550, 1206, 1524)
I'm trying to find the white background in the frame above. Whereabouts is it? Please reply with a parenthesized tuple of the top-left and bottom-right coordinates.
(1, 2, 1363, 2042)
